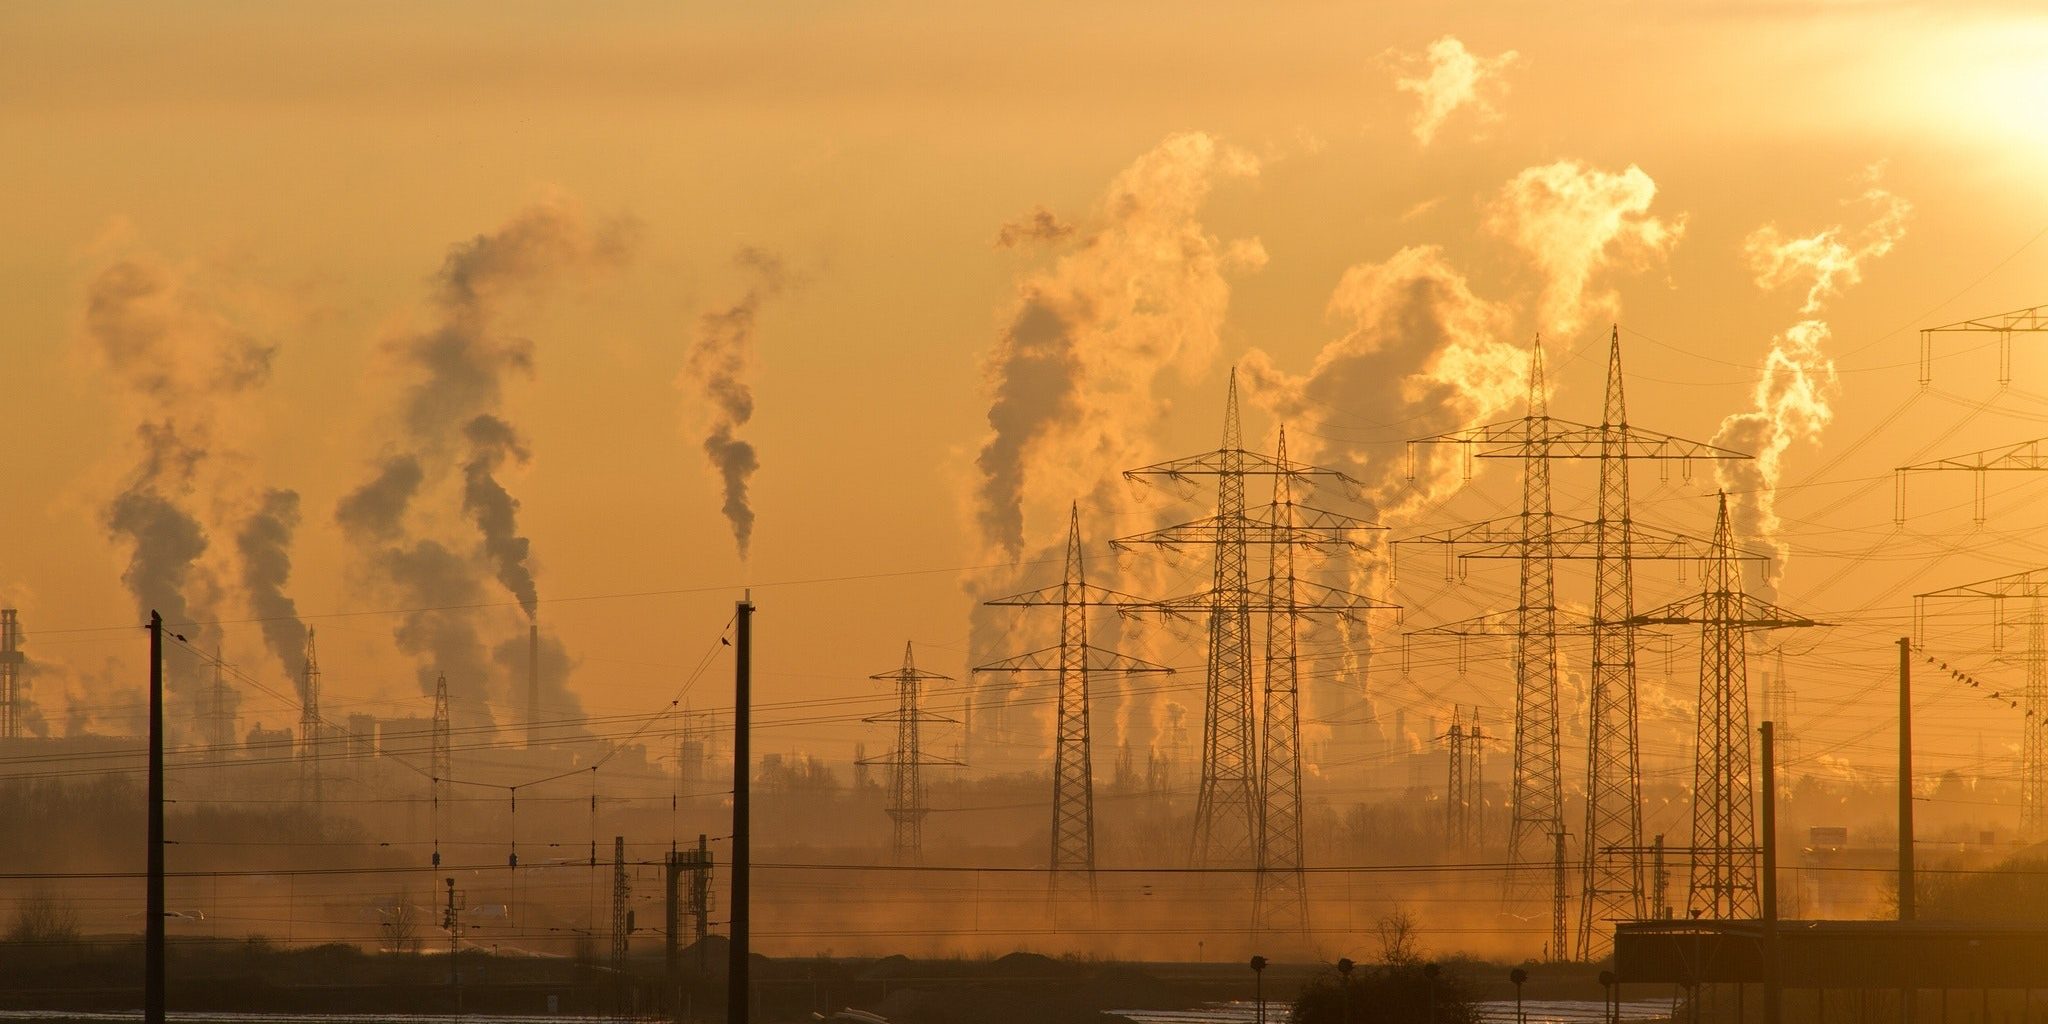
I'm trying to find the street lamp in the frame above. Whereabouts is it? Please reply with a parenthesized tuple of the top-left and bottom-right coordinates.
(1251, 956, 1269, 1024)
(1510, 967, 1529, 1024)
(1337, 957, 1355, 1024)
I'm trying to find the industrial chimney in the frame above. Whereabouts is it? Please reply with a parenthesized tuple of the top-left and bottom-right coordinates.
(527, 621, 539, 749)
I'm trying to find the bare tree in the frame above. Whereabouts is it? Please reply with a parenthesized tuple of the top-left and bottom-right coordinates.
(7, 888, 80, 946)
(1375, 908, 1424, 966)
(379, 890, 422, 954)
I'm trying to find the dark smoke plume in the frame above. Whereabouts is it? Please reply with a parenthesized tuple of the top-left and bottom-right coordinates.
(85, 255, 274, 729)
(338, 198, 628, 710)
(236, 488, 311, 697)
(687, 247, 788, 560)
(462, 415, 537, 619)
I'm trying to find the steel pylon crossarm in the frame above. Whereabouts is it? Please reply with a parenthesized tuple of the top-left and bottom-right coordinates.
(1896, 436, 2048, 523)
(1916, 567, 2048, 836)
(1919, 303, 2048, 385)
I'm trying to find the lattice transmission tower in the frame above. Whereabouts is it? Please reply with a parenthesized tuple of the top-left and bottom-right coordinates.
(1916, 569, 2048, 837)
(1404, 331, 1752, 960)
(299, 628, 323, 813)
(859, 642, 958, 865)
(431, 671, 451, 866)
(1633, 493, 1819, 919)
(1443, 708, 1485, 852)
(980, 504, 1171, 902)
(1114, 384, 1393, 936)
(0, 610, 22, 741)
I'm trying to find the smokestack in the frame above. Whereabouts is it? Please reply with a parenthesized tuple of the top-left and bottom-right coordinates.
(527, 622, 539, 748)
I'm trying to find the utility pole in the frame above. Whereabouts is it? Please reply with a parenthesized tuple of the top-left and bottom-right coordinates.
(730, 597, 752, 1024)
(860, 643, 958, 866)
(1631, 493, 1819, 920)
(1914, 570, 2048, 837)
(1405, 333, 1753, 959)
(146, 611, 165, 1024)
(1899, 636, 1914, 923)
(1761, 721, 1781, 1024)
(982, 504, 1170, 904)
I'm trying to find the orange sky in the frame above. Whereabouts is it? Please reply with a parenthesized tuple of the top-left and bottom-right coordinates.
(5, 1, 2048, 823)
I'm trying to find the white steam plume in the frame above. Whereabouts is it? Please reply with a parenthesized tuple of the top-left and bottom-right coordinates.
(1241, 245, 1526, 761)
(1392, 36, 1520, 146)
(1487, 160, 1685, 336)
(1715, 175, 1911, 594)
(686, 248, 788, 561)
(968, 131, 1265, 765)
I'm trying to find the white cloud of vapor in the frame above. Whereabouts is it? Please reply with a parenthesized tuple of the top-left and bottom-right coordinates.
(1487, 160, 1685, 337)
(1392, 36, 1520, 146)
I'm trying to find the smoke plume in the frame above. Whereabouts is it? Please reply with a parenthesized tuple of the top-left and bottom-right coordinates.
(685, 248, 788, 561)
(235, 488, 311, 698)
(1715, 176, 1911, 593)
(973, 131, 1264, 561)
(1241, 245, 1526, 761)
(338, 197, 629, 710)
(966, 132, 1265, 765)
(461, 415, 537, 618)
(994, 207, 1075, 249)
(1392, 36, 1520, 146)
(84, 253, 276, 724)
(1487, 160, 1684, 336)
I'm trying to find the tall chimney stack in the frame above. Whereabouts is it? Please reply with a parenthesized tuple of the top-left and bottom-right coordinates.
(527, 622, 540, 749)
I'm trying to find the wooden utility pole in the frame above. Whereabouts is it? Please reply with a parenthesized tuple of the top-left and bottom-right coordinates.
(1761, 721, 1780, 1024)
(146, 612, 165, 1024)
(729, 598, 752, 1024)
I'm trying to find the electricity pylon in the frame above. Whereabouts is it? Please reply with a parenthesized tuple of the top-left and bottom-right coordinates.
(859, 642, 957, 865)
(980, 504, 1172, 902)
(1441, 708, 1488, 853)
(1256, 427, 1311, 932)
(1632, 493, 1820, 920)
(431, 671, 451, 866)
(1116, 375, 1392, 873)
(1447, 713, 1466, 849)
(1895, 436, 2048, 524)
(0, 610, 22, 741)
(1915, 568, 2048, 837)
(299, 628, 323, 814)
(1917, 303, 2048, 387)
(1404, 330, 1752, 960)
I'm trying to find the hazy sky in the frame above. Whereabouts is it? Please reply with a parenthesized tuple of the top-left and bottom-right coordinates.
(6, 1, 2048, 821)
